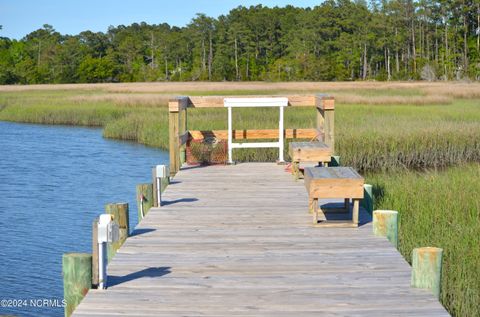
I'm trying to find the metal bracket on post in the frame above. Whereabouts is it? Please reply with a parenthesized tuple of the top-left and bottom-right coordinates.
(97, 214, 119, 289)
(155, 164, 168, 206)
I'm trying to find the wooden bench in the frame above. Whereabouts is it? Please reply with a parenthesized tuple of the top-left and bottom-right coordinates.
(289, 141, 332, 180)
(304, 167, 364, 228)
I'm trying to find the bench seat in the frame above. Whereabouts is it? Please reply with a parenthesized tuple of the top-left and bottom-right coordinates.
(304, 167, 364, 228)
(289, 141, 332, 180)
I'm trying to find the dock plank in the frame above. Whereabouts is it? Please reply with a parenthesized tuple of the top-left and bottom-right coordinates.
(73, 163, 449, 317)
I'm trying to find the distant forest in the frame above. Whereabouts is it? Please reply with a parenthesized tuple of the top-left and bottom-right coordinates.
(0, 1, 479, 84)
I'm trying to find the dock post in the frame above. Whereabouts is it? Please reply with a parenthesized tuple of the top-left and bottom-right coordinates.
(373, 210, 398, 248)
(361, 184, 373, 214)
(63, 253, 92, 317)
(169, 97, 188, 177)
(180, 107, 187, 166)
(105, 203, 129, 261)
(136, 183, 153, 222)
(411, 247, 443, 300)
(315, 95, 335, 152)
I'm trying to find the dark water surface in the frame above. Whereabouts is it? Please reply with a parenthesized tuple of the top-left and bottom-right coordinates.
(0, 122, 168, 317)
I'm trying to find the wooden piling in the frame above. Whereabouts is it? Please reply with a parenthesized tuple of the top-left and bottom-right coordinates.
(63, 253, 92, 317)
(105, 203, 129, 261)
(361, 184, 373, 214)
(180, 107, 187, 166)
(411, 247, 443, 300)
(169, 110, 180, 177)
(91, 218, 99, 288)
(373, 210, 398, 248)
(315, 95, 335, 152)
(136, 183, 153, 222)
(169, 97, 188, 177)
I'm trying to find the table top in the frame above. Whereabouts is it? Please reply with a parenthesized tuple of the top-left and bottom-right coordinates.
(290, 141, 329, 149)
(304, 167, 363, 180)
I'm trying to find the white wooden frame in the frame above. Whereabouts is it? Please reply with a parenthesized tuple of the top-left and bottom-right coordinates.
(224, 97, 288, 164)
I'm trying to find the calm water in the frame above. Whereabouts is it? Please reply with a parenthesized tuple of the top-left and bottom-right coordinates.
(0, 121, 168, 317)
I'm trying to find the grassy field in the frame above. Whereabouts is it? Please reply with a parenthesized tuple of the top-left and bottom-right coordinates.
(0, 81, 479, 316)
(368, 165, 480, 317)
(1, 82, 479, 171)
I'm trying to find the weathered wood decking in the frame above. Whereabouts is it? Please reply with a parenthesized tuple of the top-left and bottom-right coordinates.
(73, 163, 449, 316)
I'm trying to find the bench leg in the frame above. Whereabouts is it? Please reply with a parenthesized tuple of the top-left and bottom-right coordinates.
(308, 197, 315, 214)
(292, 161, 299, 181)
(352, 199, 360, 226)
(312, 198, 319, 224)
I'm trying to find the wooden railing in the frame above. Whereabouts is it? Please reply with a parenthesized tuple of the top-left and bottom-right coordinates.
(168, 94, 335, 176)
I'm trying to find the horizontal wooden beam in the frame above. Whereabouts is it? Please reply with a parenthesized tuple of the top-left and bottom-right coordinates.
(187, 95, 317, 108)
(168, 96, 189, 112)
(189, 128, 320, 140)
(315, 94, 335, 110)
(169, 95, 334, 111)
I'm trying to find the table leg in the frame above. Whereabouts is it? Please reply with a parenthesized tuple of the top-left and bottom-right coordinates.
(352, 199, 360, 226)
(293, 161, 299, 181)
(312, 198, 319, 224)
(308, 197, 315, 214)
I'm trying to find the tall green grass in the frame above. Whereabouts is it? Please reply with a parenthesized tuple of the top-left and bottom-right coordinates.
(367, 164, 480, 317)
(1, 87, 480, 316)
(1, 90, 480, 171)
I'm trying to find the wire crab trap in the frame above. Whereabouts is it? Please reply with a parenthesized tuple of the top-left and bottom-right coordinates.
(186, 137, 228, 165)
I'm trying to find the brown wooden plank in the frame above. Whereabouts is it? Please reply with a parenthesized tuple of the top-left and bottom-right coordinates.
(289, 141, 332, 162)
(188, 128, 318, 140)
(187, 95, 318, 108)
(168, 96, 189, 112)
(73, 163, 449, 317)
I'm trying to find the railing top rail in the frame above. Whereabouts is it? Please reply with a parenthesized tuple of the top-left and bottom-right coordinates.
(168, 94, 334, 112)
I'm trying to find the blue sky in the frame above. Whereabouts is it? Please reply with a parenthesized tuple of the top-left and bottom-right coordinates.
(0, 0, 322, 39)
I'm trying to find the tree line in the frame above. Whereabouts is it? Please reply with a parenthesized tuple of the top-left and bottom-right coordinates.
(0, 0, 479, 84)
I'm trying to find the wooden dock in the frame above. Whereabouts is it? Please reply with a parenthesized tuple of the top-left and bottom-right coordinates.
(73, 163, 449, 316)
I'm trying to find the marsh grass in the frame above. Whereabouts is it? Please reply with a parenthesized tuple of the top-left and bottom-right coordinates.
(1, 82, 480, 316)
(368, 164, 480, 317)
(1, 85, 480, 170)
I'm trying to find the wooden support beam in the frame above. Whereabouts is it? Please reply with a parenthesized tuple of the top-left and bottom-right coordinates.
(186, 95, 327, 108)
(316, 94, 335, 110)
(179, 108, 187, 165)
(188, 128, 318, 140)
(411, 247, 443, 300)
(373, 210, 398, 248)
(324, 108, 335, 152)
(169, 111, 179, 176)
(315, 95, 335, 151)
(63, 253, 92, 317)
(105, 203, 129, 261)
(168, 96, 189, 112)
